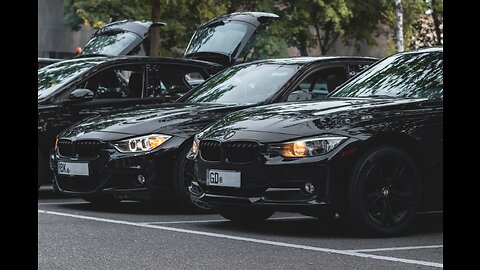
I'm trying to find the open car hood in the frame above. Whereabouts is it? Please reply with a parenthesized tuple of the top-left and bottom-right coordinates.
(79, 20, 166, 57)
(184, 12, 279, 67)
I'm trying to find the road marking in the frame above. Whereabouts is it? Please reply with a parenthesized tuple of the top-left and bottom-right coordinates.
(140, 216, 312, 225)
(38, 201, 86, 205)
(346, 245, 443, 253)
(39, 209, 442, 268)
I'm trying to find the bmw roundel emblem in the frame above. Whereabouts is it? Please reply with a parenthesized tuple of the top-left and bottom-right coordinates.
(223, 130, 236, 140)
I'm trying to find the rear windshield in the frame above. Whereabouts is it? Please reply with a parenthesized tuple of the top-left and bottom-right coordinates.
(185, 21, 250, 56)
(81, 31, 141, 56)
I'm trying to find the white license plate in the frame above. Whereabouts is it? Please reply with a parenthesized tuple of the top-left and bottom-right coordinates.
(57, 161, 89, 176)
(206, 169, 241, 188)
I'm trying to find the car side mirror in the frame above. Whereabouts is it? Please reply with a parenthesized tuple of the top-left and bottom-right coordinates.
(287, 90, 314, 102)
(69, 88, 94, 102)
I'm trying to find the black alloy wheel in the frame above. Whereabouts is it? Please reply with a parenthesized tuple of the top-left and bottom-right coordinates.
(347, 146, 421, 236)
(218, 207, 274, 223)
(173, 145, 208, 210)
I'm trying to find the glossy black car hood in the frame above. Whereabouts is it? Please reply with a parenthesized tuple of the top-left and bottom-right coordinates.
(200, 98, 434, 143)
(60, 103, 248, 141)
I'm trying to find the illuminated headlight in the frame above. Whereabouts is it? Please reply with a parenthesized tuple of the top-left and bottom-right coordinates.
(112, 134, 171, 153)
(187, 135, 200, 159)
(268, 136, 347, 158)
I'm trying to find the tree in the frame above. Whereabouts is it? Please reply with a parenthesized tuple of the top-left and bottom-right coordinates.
(430, 0, 443, 45)
(150, 0, 161, 57)
(394, 0, 404, 52)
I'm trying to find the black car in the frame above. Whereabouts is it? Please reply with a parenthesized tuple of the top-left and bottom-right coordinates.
(190, 47, 443, 235)
(52, 55, 377, 207)
(38, 12, 280, 188)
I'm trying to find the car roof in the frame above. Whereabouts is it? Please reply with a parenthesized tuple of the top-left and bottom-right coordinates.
(398, 46, 443, 55)
(46, 55, 224, 70)
(242, 56, 379, 66)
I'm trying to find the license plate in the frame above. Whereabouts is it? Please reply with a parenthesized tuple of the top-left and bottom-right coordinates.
(206, 169, 241, 188)
(57, 161, 89, 176)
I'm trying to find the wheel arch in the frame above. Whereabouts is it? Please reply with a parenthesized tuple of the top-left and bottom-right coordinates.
(354, 133, 430, 186)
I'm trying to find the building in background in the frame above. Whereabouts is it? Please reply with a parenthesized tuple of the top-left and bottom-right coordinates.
(38, 0, 94, 59)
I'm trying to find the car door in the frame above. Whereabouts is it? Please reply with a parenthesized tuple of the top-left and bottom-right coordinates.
(57, 63, 148, 127)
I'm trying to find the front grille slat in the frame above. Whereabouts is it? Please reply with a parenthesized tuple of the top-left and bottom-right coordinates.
(226, 141, 258, 163)
(57, 139, 102, 158)
(200, 140, 259, 163)
(199, 140, 221, 161)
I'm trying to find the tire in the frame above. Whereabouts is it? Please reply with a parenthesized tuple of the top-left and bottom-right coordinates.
(82, 195, 121, 205)
(218, 207, 274, 223)
(172, 145, 207, 210)
(346, 146, 421, 236)
(38, 150, 45, 190)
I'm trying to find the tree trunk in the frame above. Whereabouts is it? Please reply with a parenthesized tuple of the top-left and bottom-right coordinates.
(150, 0, 161, 57)
(431, 0, 442, 45)
(394, 0, 404, 52)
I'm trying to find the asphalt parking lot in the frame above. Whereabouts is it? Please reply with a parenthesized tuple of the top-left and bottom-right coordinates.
(38, 186, 443, 269)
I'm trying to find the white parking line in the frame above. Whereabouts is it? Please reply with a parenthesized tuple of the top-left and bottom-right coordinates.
(38, 201, 86, 205)
(140, 216, 312, 225)
(38, 210, 442, 268)
(346, 245, 443, 253)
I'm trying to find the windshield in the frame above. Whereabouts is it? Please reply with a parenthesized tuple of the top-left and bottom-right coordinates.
(331, 50, 443, 99)
(185, 21, 250, 56)
(183, 63, 300, 105)
(81, 31, 141, 56)
(38, 59, 103, 100)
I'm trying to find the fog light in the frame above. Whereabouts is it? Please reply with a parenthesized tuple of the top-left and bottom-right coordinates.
(304, 182, 315, 194)
(137, 175, 145, 184)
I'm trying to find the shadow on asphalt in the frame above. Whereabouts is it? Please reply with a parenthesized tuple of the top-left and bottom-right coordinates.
(192, 212, 443, 239)
(38, 186, 70, 200)
(39, 186, 214, 215)
(58, 200, 215, 216)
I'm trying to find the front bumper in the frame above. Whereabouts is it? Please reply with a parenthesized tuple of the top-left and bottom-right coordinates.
(191, 154, 342, 212)
(53, 147, 177, 201)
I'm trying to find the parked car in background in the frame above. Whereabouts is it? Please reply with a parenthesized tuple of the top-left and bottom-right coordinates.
(38, 58, 62, 69)
(38, 12, 280, 189)
(190, 47, 443, 236)
(51, 55, 377, 207)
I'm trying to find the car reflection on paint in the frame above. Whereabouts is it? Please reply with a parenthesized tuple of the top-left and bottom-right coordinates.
(190, 47, 443, 236)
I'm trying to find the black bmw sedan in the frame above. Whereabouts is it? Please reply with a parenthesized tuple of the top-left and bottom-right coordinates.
(39, 12, 279, 189)
(190, 47, 443, 235)
(52, 56, 377, 207)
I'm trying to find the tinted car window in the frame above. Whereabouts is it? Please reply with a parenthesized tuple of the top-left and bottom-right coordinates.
(183, 63, 300, 105)
(146, 65, 208, 99)
(38, 59, 102, 100)
(78, 64, 145, 99)
(294, 67, 348, 100)
(331, 51, 443, 99)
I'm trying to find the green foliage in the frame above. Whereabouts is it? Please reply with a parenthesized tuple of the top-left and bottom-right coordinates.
(63, 0, 441, 57)
(64, 0, 149, 28)
(380, 0, 427, 50)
